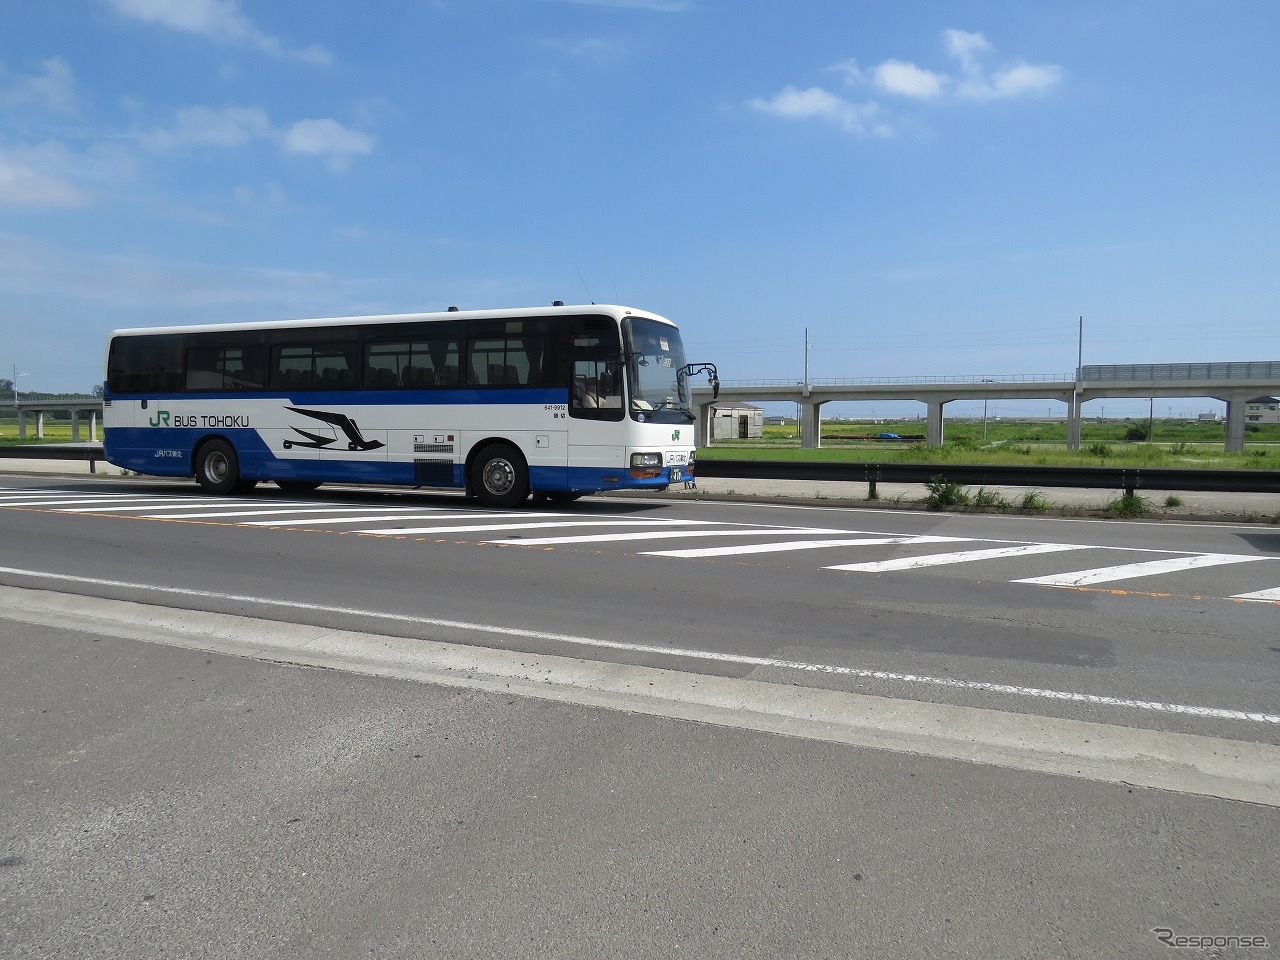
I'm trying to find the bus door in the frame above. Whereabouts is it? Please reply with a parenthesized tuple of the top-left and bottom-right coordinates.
(567, 317, 626, 482)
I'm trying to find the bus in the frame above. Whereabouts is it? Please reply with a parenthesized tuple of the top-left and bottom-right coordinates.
(102, 303, 719, 507)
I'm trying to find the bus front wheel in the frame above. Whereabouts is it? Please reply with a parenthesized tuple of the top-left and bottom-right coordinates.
(472, 444, 529, 508)
(195, 439, 241, 495)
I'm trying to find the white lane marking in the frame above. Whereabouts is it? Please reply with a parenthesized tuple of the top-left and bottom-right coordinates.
(1015, 553, 1269, 587)
(68, 500, 305, 513)
(243, 511, 566, 526)
(0, 563, 1276, 725)
(493, 528, 848, 546)
(645, 535, 968, 559)
(143, 506, 437, 520)
(350, 518, 713, 536)
(8, 497, 220, 509)
(827, 542, 1091, 573)
(1232, 586, 1280, 602)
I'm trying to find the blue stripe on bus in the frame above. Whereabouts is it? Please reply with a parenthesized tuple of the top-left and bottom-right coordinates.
(104, 428, 685, 493)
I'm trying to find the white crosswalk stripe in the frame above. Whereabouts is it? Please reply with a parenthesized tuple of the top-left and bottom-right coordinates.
(352, 518, 714, 536)
(494, 527, 848, 547)
(240, 511, 559, 526)
(827, 542, 1091, 573)
(1233, 586, 1280, 602)
(1014, 554, 1269, 587)
(3, 486, 1279, 600)
(645, 535, 966, 560)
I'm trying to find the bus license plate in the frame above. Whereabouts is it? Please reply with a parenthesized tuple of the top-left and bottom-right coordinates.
(670, 466, 683, 483)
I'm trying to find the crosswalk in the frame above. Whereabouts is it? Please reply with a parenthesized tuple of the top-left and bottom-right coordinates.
(3, 486, 1279, 603)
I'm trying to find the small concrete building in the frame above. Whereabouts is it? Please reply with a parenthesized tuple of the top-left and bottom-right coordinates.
(1245, 397, 1280, 424)
(710, 403, 764, 440)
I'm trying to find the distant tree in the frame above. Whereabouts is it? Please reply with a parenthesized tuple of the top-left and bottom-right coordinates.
(1123, 424, 1149, 443)
(92, 384, 104, 397)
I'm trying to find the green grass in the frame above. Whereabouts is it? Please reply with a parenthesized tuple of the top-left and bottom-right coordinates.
(0, 422, 90, 444)
(703, 419, 1280, 471)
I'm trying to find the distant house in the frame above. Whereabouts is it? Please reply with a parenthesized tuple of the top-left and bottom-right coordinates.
(710, 403, 764, 440)
(1245, 397, 1280, 425)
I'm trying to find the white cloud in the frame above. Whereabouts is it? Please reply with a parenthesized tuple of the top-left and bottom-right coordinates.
(0, 144, 92, 209)
(987, 62, 1063, 99)
(281, 119, 376, 172)
(107, 0, 332, 65)
(0, 57, 78, 113)
(944, 29, 1061, 101)
(746, 86, 890, 137)
(138, 107, 375, 171)
(0, 230, 356, 311)
(139, 105, 270, 149)
(542, 37, 619, 64)
(944, 29, 994, 72)
(828, 59, 865, 86)
(873, 60, 945, 99)
(751, 28, 1061, 136)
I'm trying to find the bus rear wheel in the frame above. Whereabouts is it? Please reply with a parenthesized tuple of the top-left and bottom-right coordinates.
(195, 439, 240, 495)
(472, 443, 529, 508)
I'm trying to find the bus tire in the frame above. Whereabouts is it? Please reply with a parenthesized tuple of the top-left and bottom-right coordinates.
(472, 443, 529, 508)
(195, 439, 240, 495)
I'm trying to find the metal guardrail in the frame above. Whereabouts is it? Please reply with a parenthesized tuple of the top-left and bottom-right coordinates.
(0, 444, 105, 462)
(3, 445, 1278, 497)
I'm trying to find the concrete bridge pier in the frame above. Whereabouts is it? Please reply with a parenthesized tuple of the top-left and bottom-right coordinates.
(694, 401, 714, 448)
(926, 400, 948, 447)
(1067, 392, 1083, 451)
(1219, 392, 1252, 453)
(801, 400, 824, 449)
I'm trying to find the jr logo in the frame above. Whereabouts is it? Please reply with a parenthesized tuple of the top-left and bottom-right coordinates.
(148, 410, 171, 427)
(671, 429, 681, 441)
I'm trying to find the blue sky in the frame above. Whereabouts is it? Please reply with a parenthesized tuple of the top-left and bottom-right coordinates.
(2, 0, 1278, 418)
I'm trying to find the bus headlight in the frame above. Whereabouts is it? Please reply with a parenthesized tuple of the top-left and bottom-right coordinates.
(629, 452, 663, 479)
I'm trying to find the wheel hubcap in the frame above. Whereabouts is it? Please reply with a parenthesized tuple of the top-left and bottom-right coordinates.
(207, 454, 229, 483)
(483, 458, 514, 495)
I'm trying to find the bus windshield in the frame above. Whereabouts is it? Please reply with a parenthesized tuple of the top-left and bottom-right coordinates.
(624, 316, 694, 423)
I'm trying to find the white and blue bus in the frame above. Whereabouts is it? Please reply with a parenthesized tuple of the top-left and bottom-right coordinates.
(103, 303, 718, 507)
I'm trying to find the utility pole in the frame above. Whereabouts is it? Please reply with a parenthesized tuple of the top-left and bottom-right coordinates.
(803, 327, 810, 390)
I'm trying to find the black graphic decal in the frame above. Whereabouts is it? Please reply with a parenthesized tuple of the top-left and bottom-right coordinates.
(283, 406, 385, 451)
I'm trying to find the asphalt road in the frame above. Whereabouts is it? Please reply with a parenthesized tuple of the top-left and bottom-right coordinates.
(2, 474, 1278, 958)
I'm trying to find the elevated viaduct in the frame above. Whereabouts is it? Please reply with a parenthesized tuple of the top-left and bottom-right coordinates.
(692, 362, 1280, 453)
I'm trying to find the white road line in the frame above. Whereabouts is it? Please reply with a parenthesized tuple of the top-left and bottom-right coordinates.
(645, 535, 968, 559)
(1015, 553, 1269, 587)
(0, 564, 1276, 726)
(494, 528, 847, 546)
(67, 500, 302, 513)
(1232, 586, 1280, 602)
(6, 497, 213, 509)
(351, 518, 712, 536)
(142, 506, 425, 520)
(827, 542, 1091, 573)
(242, 511, 565, 526)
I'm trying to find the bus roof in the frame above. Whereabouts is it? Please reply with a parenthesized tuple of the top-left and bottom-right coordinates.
(107, 303, 675, 339)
